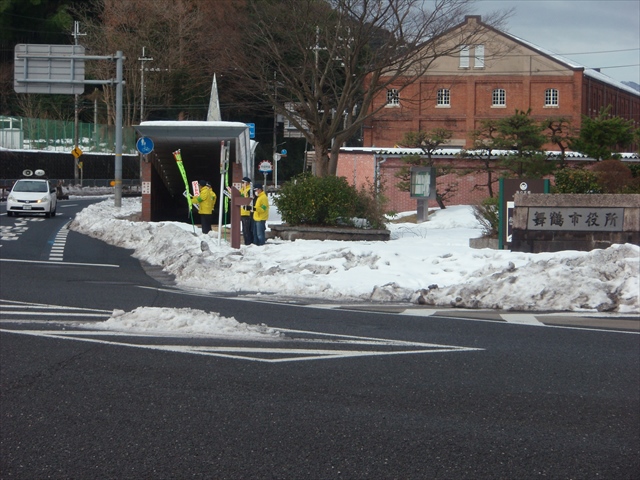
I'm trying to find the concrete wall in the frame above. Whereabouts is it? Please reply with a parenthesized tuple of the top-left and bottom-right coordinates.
(511, 194, 640, 252)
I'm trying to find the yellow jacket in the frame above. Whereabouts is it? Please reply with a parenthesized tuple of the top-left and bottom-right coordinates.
(253, 191, 269, 221)
(239, 184, 252, 217)
(195, 186, 216, 215)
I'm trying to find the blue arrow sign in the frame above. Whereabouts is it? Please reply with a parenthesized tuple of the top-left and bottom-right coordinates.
(247, 123, 256, 139)
(136, 137, 154, 154)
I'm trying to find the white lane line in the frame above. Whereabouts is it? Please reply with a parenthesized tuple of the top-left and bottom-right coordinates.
(0, 312, 111, 317)
(0, 258, 119, 267)
(0, 300, 113, 313)
(501, 314, 545, 326)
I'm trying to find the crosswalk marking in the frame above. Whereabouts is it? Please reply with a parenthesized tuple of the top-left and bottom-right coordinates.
(49, 222, 70, 261)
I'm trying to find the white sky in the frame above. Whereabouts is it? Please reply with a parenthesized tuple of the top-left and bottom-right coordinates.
(67, 196, 639, 337)
(472, 0, 640, 84)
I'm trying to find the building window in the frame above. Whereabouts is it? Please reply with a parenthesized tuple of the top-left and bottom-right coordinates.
(386, 88, 399, 106)
(459, 45, 469, 68)
(437, 88, 450, 107)
(474, 45, 485, 68)
(545, 88, 559, 107)
(492, 88, 506, 107)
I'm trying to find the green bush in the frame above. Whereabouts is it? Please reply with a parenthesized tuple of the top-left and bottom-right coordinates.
(553, 167, 602, 193)
(273, 174, 387, 229)
(471, 197, 499, 238)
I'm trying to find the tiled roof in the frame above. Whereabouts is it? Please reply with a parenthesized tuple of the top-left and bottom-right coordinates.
(340, 147, 640, 160)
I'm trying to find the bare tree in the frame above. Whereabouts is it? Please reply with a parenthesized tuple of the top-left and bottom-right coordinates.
(396, 128, 456, 208)
(74, 0, 242, 126)
(543, 117, 575, 167)
(224, 0, 511, 176)
(462, 119, 503, 198)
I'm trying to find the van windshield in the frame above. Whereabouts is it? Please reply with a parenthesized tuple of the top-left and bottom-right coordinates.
(13, 180, 48, 193)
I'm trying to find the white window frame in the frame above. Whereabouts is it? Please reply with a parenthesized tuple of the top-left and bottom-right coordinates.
(474, 45, 485, 69)
(545, 88, 559, 107)
(386, 88, 400, 106)
(492, 88, 506, 107)
(437, 88, 450, 107)
(459, 45, 469, 68)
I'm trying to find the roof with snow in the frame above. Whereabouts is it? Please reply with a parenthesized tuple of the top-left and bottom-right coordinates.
(339, 147, 639, 161)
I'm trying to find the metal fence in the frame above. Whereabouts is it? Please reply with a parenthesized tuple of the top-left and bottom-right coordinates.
(0, 116, 138, 154)
(1, 179, 141, 200)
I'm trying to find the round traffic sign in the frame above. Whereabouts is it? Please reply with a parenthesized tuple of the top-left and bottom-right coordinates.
(136, 137, 154, 155)
(259, 161, 273, 173)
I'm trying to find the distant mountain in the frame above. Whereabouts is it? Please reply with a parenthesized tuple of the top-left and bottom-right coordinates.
(622, 81, 640, 92)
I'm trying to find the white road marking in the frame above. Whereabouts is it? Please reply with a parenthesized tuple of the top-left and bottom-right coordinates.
(400, 309, 438, 316)
(0, 258, 119, 267)
(0, 327, 484, 363)
(0, 300, 113, 323)
(501, 314, 546, 326)
(49, 222, 70, 261)
(1, 299, 112, 312)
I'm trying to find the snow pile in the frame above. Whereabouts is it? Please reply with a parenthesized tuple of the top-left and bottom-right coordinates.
(70, 197, 639, 313)
(88, 307, 282, 338)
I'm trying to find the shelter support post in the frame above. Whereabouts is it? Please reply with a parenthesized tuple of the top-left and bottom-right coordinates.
(230, 187, 251, 249)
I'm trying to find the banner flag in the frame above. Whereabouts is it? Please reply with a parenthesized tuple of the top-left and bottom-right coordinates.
(173, 149, 192, 212)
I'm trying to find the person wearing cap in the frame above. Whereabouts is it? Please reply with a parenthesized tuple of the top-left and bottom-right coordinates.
(239, 177, 254, 245)
(252, 183, 269, 246)
(194, 180, 217, 234)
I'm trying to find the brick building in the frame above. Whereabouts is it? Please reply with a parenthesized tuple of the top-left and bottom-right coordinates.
(336, 15, 639, 212)
(362, 15, 639, 150)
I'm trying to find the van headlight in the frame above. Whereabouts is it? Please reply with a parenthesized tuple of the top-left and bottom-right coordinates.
(37, 195, 49, 204)
(7, 194, 16, 202)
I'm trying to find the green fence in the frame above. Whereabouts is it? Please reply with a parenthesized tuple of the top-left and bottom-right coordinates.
(0, 116, 137, 154)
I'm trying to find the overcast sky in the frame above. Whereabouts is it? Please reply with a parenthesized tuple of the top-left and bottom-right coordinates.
(470, 0, 640, 85)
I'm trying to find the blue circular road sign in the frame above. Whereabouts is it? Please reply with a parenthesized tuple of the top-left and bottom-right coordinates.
(136, 137, 154, 154)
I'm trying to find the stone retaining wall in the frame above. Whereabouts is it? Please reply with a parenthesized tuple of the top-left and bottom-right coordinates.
(511, 194, 640, 253)
(269, 224, 390, 241)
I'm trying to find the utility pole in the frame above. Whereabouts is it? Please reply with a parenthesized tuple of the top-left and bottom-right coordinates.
(71, 21, 86, 183)
(138, 47, 153, 181)
(138, 47, 153, 123)
(272, 71, 277, 188)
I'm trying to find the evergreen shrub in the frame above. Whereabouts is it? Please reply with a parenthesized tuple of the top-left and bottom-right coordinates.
(553, 167, 602, 193)
(273, 174, 387, 229)
(471, 197, 499, 238)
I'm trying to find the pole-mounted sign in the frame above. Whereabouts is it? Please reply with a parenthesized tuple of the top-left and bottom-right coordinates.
(14, 44, 126, 208)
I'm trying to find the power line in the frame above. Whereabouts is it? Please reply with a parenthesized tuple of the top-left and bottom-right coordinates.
(559, 48, 639, 55)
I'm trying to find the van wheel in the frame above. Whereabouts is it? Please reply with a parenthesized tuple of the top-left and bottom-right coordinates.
(7, 211, 13, 217)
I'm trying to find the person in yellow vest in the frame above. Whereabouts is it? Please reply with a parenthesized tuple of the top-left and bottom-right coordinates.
(240, 177, 254, 245)
(194, 180, 216, 234)
(252, 184, 269, 246)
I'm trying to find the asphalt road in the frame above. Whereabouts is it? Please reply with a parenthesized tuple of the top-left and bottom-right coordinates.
(1, 198, 639, 479)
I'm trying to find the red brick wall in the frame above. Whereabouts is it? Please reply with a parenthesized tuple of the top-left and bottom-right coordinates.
(337, 151, 639, 213)
(336, 153, 500, 212)
(365, 73, 638, 152)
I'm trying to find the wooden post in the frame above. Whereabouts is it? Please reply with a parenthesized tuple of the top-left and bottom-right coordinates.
(230, 186, 251, 249)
